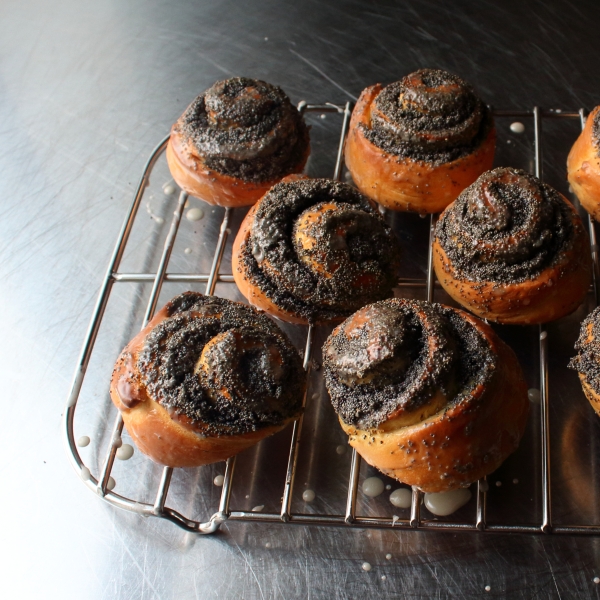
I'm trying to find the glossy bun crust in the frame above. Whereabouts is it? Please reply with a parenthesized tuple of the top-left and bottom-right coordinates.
(232, 177, 401, 325)
(323, 299, 529, 493)
(567, 106, 600, 221)
(167, 78, 310, 207)
(434, 168, 591, 325)
(570, 307, 600, 417)
(344, 69, 495, 213)
(110, 293, 305, 467)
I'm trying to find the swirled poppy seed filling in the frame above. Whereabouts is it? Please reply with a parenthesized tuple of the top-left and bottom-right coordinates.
(138, 293, 304, 434)
(362, 68, 493, 165)
(177, 77, 309, 183)
(593, 110, 600, 151)
(239, 178, 401, 322)
(436, 168, 575, 284)
(324, 300, 495, 429)
(570, 307, 600, 395)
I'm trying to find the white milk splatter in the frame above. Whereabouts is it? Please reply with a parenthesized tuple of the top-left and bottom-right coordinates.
(116, 444, 134, 461)
(186, 207, 204, 221)
(389, 488, 412, 508)
(424, 488, 472, 516)
(302, 489, 316, 502)
(362, 477, 384, 497)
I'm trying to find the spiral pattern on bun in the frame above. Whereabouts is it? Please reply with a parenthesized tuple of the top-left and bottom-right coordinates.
(344, 69, 495, 213)
(110, 292, 305, 467)
(437, 168, 573, 282)
(167, 78, 310, 207)
(232, 177, 401, 324)
(366, 69, 492, 163)
(433, 167, 591, 324)
(323, 299, 529, 492)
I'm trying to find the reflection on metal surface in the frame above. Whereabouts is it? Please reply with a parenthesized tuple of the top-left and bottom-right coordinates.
(560, 409, 600, 523)
(63, 104, 600, 537)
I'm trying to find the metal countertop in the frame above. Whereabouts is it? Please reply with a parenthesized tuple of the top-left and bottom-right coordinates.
(2, 0, 600, 597)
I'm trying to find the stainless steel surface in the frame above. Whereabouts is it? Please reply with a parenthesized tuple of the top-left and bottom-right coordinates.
(5, 0, 600, 597)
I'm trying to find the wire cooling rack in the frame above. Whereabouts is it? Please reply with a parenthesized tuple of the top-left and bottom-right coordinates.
(63, 101, 600, 536)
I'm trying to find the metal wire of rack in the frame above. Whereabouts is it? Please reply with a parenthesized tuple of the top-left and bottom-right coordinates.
(63, 102, 600, 536)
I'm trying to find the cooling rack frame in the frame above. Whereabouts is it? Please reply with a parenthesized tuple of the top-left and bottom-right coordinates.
(63, 101, 600, 536)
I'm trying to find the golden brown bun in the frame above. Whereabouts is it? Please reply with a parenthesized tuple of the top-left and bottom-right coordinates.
(324, 300, 529, 493)
(166, 136, 301, 208)
(110, 293, 305, 468)
(570, 307, 600, 417)
(433, 168, 591, 325)
(567, 106, 600, 221)
(344, 80, 496, 214)
(433, 237, 590, 325)
(232, 177, 401, 325)
(167, 78, 310, 208)
(232, 178, 309, 325)
(580, 373, 600, 417)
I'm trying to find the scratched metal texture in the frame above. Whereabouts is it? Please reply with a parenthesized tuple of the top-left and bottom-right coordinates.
(2, 0, 600, 598)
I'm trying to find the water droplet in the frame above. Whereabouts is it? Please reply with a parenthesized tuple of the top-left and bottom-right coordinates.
(252, 505, 264, 512)
(381, 575, 387, 581)
(363, 477, 385, 497)
(107, 477, 116, 491)
(594, 576, 600, 584)
(485, 585, 491, 592)
(336, 445, 346, 455)
(302, 489, 316, 502)
(116, 444, 134, 461)
(528, 388, 541, 403)
(385, 553, 392, 560)
(265, 542, 272, 548)
(213, 475, 224, 486)
(510, 122, 525, 134)
(362, 562, 372, 572)
(77, 436, 90, 447)
(184, 247, 192, 254)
